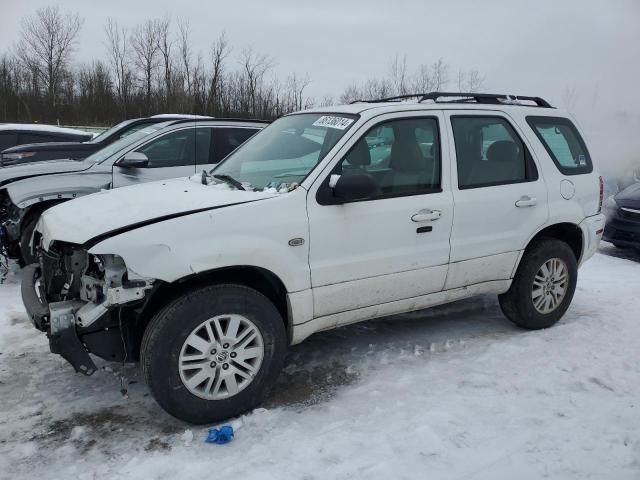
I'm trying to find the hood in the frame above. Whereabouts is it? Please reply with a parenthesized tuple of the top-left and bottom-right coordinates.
(39, 177, 279, 247)
(615, 182, 640, 209)
(6, 171, 112, 208)
(0, 159, 93, 187)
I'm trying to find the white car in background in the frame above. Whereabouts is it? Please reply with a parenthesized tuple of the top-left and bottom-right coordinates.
(22, 92, 605, 424)
(0, 123, 93, 155)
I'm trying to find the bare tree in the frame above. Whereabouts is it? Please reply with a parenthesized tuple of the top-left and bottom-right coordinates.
(207, 32, 229, 114)
(318, 94, 334, 107)
(177, 18, 193, 97)
(285, 73, 311, 111)
(430, 58, 449, 91)
(412, 64, 435, 93)
(457, 68, 484, 92)
(340, 57, 474, 103)
(16, 6, 83, 110)
(339, 82, 362, 104)
(3, 14, 489, 125)
(105, 18, 132, 115)
(389, 54, 408, 95)
(239, 47, 273, 116)
(156, 15, 173, 107)
(131, 19, 160, 105)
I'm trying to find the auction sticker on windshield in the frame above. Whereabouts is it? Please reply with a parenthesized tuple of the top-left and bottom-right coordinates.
(312, 116, 354, 130)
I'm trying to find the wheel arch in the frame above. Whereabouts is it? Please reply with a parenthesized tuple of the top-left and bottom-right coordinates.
(20, 199, 66, 229)
(137, 265, 292, 345)
(517, 222, 584, 273)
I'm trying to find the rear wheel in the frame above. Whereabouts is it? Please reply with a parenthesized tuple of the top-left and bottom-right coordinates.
(499, 238, 577, 329)
(141, 284, 287, 424)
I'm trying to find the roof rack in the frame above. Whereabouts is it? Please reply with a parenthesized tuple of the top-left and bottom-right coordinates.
(166, 117, 271, 126)
(350, 91, 553, 108)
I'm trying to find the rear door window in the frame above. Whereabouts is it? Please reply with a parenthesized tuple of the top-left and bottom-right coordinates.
(526, 116, 592, 175)
(451, 116, 538, 189)
(210, 127, 259, 164)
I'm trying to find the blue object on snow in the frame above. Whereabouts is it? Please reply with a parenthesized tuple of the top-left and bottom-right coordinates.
(206, 425, 234, 444)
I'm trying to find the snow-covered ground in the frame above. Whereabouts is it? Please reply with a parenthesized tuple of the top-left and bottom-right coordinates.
(1, 245, 639, 480)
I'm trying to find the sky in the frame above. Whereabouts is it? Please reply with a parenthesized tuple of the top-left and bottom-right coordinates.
(1, 0, 639, 112)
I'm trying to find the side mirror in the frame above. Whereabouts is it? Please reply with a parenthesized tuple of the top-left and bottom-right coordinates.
(332, 173, 377, 203)
(117, 151, 149, 169)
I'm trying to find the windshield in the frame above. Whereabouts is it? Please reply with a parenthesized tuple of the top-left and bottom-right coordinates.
(211, 113, 357, 191)
(88, 119, 136, 144)
(85, 124, 167, 164)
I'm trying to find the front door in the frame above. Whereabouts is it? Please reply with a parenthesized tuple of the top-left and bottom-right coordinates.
(307, 113, 453, 320)
(112, 127, 202, 188)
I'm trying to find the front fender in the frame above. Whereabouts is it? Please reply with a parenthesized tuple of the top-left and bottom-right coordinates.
(88, 191, 311, 293)
(7, 172, 112, 208)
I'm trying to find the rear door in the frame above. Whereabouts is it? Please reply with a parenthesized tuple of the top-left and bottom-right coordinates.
(112, 126, 203, 187)
(444, 110, 548, 289)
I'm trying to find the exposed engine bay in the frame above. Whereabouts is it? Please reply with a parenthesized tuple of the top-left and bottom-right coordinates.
(22, 239, 154, 375)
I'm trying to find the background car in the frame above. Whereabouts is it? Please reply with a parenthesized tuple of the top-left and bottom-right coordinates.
(0, 123, 93, 166)
(0, 118, 266, 263)
(603, 182, 640, 250)
(0, 115, 212, 167)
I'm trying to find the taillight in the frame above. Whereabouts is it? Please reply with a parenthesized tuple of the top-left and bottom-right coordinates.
(598, 175, 604, 213)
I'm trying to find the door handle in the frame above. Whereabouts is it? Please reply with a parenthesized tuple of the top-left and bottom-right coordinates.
(515, 196, 537, 208)
(411, 209, 442, 222)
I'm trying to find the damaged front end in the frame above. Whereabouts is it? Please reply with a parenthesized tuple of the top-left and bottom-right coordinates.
(21, 240, 154, 375)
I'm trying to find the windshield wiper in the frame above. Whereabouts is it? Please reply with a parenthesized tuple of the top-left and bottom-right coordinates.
(213, 174, 246, 191)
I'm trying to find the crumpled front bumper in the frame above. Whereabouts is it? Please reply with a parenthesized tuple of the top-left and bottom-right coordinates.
(21, 264, 97, 375)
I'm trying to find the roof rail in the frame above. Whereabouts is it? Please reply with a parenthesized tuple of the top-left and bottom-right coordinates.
(351, 92, 553, 108)
(166, 117, 271, 126)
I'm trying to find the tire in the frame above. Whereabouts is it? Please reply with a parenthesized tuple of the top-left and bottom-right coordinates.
(19, 216, 40, 265)
(141, 284, 287, 424)
(499, 238, 578, 330)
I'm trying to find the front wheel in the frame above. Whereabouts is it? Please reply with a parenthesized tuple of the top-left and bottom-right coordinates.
(141, 284, 287, 424)
(499, 238, 578, 330)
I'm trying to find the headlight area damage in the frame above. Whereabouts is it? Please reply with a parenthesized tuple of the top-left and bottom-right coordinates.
(21, 242, 153, 375)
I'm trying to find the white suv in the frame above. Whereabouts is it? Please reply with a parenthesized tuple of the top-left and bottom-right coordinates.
(22, 92, 606, 424)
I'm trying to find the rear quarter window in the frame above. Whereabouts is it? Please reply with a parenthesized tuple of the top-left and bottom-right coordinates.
(526, 116, 593, 175)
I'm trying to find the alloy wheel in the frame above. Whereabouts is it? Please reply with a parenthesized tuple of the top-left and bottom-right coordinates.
(531, 258, 569, 314)
(178, 314, 265, 400)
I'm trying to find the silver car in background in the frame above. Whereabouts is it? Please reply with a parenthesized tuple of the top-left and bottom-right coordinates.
(0, 118, 266, 263)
